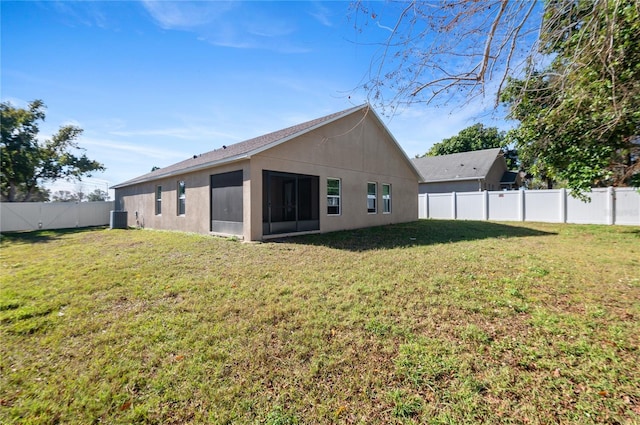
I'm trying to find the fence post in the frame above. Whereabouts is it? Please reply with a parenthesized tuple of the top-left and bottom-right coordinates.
(426, 193, 430, 219)
(560, 188, 567, 223)
(75, 201, 80, 227)
(38, 202, 44, 229)
(519, 189, 525, 221)
(418, 193, 428, 219)
(483, 190, 489, 221)
(452, 192, 457, 220)
(607, 186, 615, 225)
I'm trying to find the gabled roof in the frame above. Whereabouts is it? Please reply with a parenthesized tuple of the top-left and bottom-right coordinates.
(411, 148, 503, 183)
(113, 104, 375, 189)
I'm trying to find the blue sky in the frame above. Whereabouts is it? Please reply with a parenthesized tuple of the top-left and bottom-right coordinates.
(2, 1, 511, 193)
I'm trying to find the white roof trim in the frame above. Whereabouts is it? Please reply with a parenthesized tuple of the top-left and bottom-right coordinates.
(419, 176, 486, 184)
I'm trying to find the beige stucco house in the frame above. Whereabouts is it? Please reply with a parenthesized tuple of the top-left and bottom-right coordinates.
(412, 148, 521, 194)
(112, 104, 421, 241)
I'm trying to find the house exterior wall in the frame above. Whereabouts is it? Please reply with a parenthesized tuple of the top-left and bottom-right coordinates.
(115, 109, 419, 241)
(115, 161, 250, 236)
(249, 111, 418, 240)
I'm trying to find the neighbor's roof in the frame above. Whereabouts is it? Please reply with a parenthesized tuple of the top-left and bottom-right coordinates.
(113, 104, 374, 189)
(411, 148, 503, 183)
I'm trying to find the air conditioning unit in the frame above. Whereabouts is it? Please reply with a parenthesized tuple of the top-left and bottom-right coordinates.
(110, 210, 128, 229)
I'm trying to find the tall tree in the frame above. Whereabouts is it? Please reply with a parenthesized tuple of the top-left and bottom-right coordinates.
(1, 100, 105, 202)
(425, 124, 504, 156)
(352, 0, 542, 110)
(87, 188, 110, 202)
(353, 0, 639, 192)
(422, 123, 519, 168)
(51, 190, 84, 203)
(502, 0, 640, 195)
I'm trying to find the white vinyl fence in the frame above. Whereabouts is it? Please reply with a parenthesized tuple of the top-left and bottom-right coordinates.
(419, 187, 640, 226)
(0, 201, 115, 232)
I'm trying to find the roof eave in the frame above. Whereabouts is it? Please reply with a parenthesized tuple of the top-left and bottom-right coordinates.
(112, 106, 368, 190)
(419, 176, 487, 184)
(112, 103, 421, 189)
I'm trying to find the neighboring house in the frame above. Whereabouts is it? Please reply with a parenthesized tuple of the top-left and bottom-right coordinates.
(412, 148, 521, 194)
(113, 104, 421, 241)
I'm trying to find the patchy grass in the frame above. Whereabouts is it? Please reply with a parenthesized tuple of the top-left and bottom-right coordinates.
(1, 221, 639, 424)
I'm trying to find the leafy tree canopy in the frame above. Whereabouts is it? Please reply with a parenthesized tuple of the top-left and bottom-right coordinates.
(421, 123, 518, 169)
(1, 100, 105, 202)
(502, 0, 640, 196)
(9, 186, 51, 202)
(354, 0, 639, 194)
(87, 188, 110, 202)
(51, 190, 84, 203)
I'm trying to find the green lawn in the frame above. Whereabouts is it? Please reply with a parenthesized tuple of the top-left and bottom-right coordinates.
(1, 221, 639, 424)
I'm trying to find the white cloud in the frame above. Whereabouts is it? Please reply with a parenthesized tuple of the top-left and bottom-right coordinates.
(246, 17, 296, 38)
(109, 126, 239, 142)
(61, 119, 83, 128)
(141, 1, 311, 53)
(77, 138, 176, 186)
(309, 2, 333, 27)
(49, 1, 114, 30)
(0, 96, 30, 108)
(82, 137, 187, 161)
(383, 97, 514, 158)
(141, 1, 236, 29)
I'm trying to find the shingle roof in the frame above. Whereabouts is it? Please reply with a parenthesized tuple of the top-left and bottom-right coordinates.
(112, 104, 368, 188)
(411, 148, 503, 182)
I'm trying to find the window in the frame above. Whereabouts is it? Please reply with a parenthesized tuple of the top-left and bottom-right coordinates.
(155, 186, 162, 215)
(327, 178, 341, 215)
(177, 181, 186, 215)
(367, 182, 377, 213)
(382, 183, 391, 213)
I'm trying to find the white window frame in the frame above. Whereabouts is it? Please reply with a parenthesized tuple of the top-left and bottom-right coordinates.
(382, 183, 391, 214)
(327, 178, 341, 216)
(367, 182, 377, 214)
(155, 185, 162, 215)
(177, 180, 186, 216)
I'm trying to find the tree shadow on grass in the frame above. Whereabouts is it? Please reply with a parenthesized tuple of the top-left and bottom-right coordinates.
(0, 226, 108, 244)
(281, 220, 556, 252)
